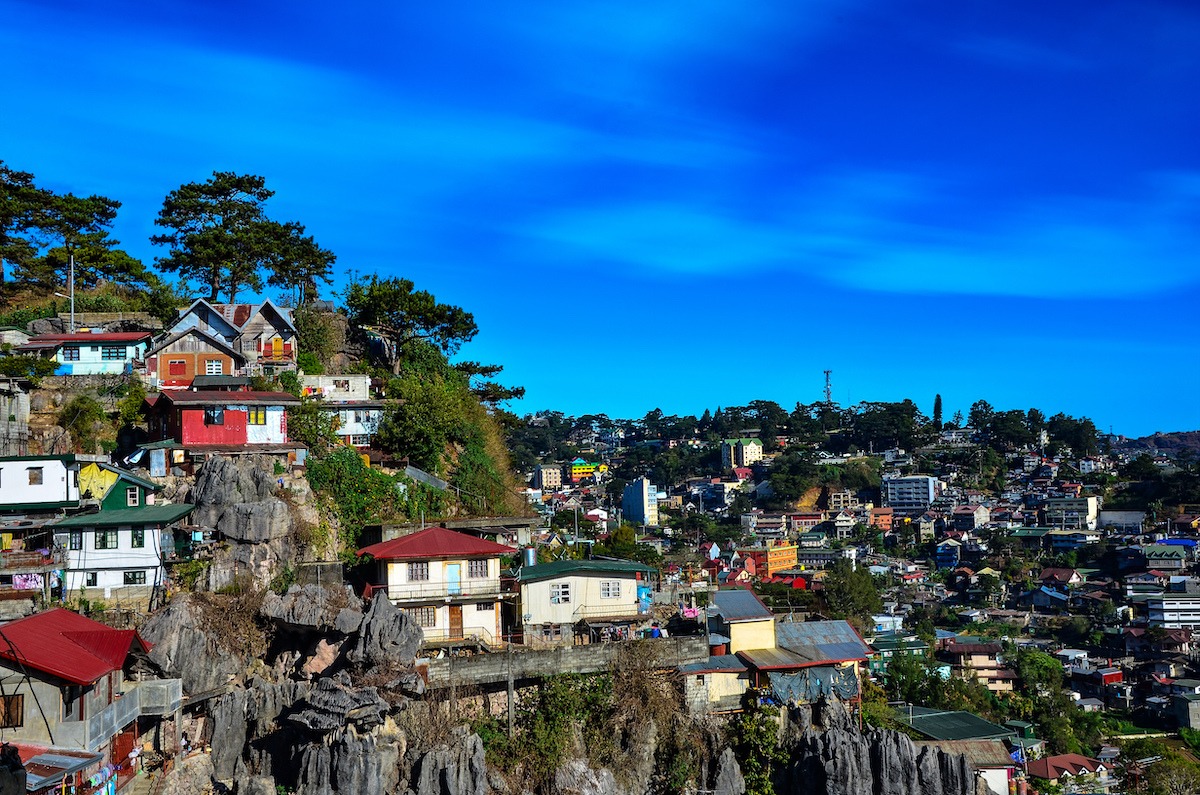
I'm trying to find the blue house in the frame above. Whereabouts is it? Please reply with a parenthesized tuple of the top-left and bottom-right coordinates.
(18, 332, 152, 375)
(935, 539, 961, 570)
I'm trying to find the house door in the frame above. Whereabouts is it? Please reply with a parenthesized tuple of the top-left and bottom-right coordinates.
(272, 338, 283, 359)
(446, 563, 461, 596)
(448, 605, 463, 640)
(113, 720, 138, 788)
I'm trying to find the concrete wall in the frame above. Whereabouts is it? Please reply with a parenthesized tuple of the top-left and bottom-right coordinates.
(729, 618, 775, 654)
(0, 457, 78, 508)
(425, 636, 708, 688)
(521, 572, 642, 625)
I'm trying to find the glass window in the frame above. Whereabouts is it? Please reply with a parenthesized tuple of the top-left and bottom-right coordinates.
(247, 407, 266, 425)
(407, 561, 429, 581)
(550, 582, 571, 604)
(407, 606, 436, 627)
(205, 359, 224, 375)
(126, 487, 140, 507)
(131, 528, 144, 548)
(69, 532, 82, 550)
(123, 571, 146, 585)
(62, 347, 80, 361)
(0, 694, 23, 729)
(101, 346, 125, 361)
(475, 601, 495, 611)
(203, 408, 224, 425)
(85, 572, 97, 587)
(600, 581, 621, 599)
(27, 468, 42, 486)
(468, 559, 488, 579)
(95, 530, 118, 550)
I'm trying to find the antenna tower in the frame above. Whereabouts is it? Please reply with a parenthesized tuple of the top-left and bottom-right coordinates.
(823, 370, 833, 404)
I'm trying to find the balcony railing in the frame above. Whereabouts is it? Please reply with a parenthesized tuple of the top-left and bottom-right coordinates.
(368, 580, 507, 603)
(421, 626, 503, 648)
(572, 602, 647, 621)
(56, 679, 183, 752)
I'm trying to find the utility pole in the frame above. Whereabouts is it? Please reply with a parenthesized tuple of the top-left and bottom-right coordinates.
(68, 253, 76, 333)
(823, 370, 833, 405)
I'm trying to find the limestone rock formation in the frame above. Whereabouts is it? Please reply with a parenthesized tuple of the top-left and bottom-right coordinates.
(348, 593, 423, 671)
(713, 748, 745, 795)
(260, 584, 363, 634)
(405, 729, 489, 795)
(140, 595, 249, 695)
(295, 724, 404, 795)
(288, 672, 390, 732)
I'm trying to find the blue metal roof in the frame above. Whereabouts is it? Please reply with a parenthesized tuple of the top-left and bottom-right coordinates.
(679, 654, 747, 674)
(774, 620, 871, 664)
(710, 589, 773, 622)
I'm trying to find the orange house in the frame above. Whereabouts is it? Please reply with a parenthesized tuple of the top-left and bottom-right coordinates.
(145, 328, 247, 389)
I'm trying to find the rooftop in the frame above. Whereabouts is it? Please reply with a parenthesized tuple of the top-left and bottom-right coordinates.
(517, 558, 655, 582)
(358, 526, 515, 561)
(0, 607, 149, 685)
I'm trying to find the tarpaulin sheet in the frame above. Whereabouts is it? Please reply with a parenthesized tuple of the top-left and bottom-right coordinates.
(767, 666, 859, 704)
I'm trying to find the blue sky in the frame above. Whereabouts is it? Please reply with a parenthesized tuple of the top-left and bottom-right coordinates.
(4, 0, 1198, 436)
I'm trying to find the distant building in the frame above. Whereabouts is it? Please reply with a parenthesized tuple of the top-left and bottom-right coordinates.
(534, 464, 563, 491)
(18, 331, 151, 376)
(567, 458, 606, 483)
(622, 476, 659, 527)
(1042, 497, 1099, 531)
(721, 438, 763, 470)
(883, 476, 940, 514)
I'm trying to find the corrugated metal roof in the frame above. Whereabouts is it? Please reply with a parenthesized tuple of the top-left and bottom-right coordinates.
(775, 620, 871, 664)
(710, 589, 773, 622)
(517, 559, 654, 582)
(358, 526, 516, 560)
(162, 391, 300, 406)
(897, 707, 1013, 741)
(914, 740, 1014, 769)
(52, 503, 194, 528)
(679, 654, 747, 674)
(0, 608, 149, 685)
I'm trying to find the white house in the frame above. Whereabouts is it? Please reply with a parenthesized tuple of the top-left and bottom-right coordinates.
(0, 455, 82, 512)
(357, 526, 515, 648)
(52, 503, 194, 605)
(17, 332, 152, 376)
(299, 374, 387, 447)
(517, 559, 655, 646)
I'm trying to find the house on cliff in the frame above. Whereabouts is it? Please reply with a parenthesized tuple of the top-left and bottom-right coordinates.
(0, 608, 182, 792)
(143, 390, 303, 464)
(515, 559, 655, 647)
(357, 526, 515, 649)
(163, 298, 298, 376)
(16, 331, 151, 376)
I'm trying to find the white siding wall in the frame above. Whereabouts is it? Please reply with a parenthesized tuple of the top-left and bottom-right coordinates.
(55, 526, 164, 599)
(521, 573, 642, 625)
(0, 458, 79, 507)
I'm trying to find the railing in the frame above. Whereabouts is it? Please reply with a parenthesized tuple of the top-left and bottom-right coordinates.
(56, 678, 183, 751)
(572, 602, 647, 621)
(421, 626, 502, 648)
(368, 580, 506, 602)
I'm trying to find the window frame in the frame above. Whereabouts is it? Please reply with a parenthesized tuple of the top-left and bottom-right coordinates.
(69, 532, 83, 551)
(94, 529, 118, 550)
(203, 408, 225, 425)
(475, 601, 495, 612)
(204, 359, 224, 376)
(131, 528, 145, 548)
(85, 572, 97, 587)
(0, 694, 24, 729)
(62, 346, 80, 362)
(550, 582, 571, 604)
(167, 359, 187, 376)
(468, 559, 488, 579)
(247, 407, 267, 425)
(600, 580, 621, 599)
(101, 345, 126, 361)
(407, 561, 430, 582)
(126, 487, 140, 507)
(27, 467, 43, 486)
(407, 606, 436, 627)
(123, 570, 146, 585)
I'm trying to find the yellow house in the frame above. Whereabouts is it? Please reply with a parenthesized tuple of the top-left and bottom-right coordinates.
(709, 589, 776, 654)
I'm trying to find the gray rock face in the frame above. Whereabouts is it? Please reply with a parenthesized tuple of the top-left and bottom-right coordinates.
(260, 585, 363, 634)
(159, 753, 216, 795)
(779, 701, 976, 795)
(210, 679, 312, 781)
(713, 748, 745, 795)
(349, 594, 423, 670)
(218, 500, 292, 543)
(140, 596, 248, 695)
(553, 759, 617, 795)
(191, 455, 280, 527)
(407, 729, 489, 795)
(288, 672, 390, 732)
(296, 725, 404, 795)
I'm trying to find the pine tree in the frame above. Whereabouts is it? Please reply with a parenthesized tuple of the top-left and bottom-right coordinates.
(933, 393, 943, 431)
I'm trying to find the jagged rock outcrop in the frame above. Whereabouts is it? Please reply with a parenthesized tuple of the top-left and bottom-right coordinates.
(554, 759, 618, 795)
(190, 455, 281, 526)
(348, 593, 423, 672)
(405, 728, 488, 795)
(260, 585, 363, 634)
(779, 699, 977, 795)
(210, 679, 312, 781)
(288, 672, 390, 732)
(140, 595, 249, 695)
(295, 723, 405, 795)
(159, 753, 217, 795)
(713, 748, 745, 795)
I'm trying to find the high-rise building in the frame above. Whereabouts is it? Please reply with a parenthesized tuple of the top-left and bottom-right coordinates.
(622, 477, 659, 527)
(721, 438, 763, 470)
(882, 476, 940, 514)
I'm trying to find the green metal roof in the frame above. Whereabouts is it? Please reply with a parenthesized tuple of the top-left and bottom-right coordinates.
(51, 503, 194, 528)
(897, 707, 1013, 741)
(518, 558, 655, 583)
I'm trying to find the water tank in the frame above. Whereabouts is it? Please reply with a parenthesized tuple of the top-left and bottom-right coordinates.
(522, 547, 537, 568)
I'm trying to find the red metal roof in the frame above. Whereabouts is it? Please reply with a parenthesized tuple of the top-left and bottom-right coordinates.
(357, 526, 516, 560)
(27, 332, 152, 342)
(0, 608, 149, 685)
(160, 391, 300, 406)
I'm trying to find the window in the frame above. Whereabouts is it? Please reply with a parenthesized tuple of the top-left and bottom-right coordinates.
(0, 694, 23, 729)
(205, 359, 224, 375)
(85, 572, 97, 587)
(334, 380, 349, 391)
(126, 487, 140, 507)
(407, 561, 429, 581)
(123, 571, 147, 585)
(475, 601, 495, 612)
(69, 532, 82, 551)
(168, 359, 186, 376)
(203, 408, 224, 425)
(101, 346, 125, 361)
(95, 530, 118, 550)
(600, 581, 621, 599)
(468, 559, 488, 579)
(247, 407, 266, 425)
(131, 528, 144, 548)
(62, 686, 81, 722)
(550, 583, 571, 604)
(62, 346, 80, 361)
(349, 434, 370, 446)
(27, 467, 42, 486)
(407, 606, 436, 627)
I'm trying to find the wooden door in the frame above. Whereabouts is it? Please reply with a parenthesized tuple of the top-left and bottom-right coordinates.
(448, 605, 463, 640)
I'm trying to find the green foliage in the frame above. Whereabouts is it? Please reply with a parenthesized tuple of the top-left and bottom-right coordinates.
(377, 374, 470, 473)
(58, 394, 106, 452)
(116, 379, 147, 427)
(269, 565, 297, 595)
(296, 351, 323, 374)
(344, 275, 478, 364)
(729, 696, 786, 795)
(172, 559, 210, 590)
(821, 558, 883, 629)
(293, 306, 343, 370)
(0, 354, 58, 385)
(285, 397, 339, 452)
